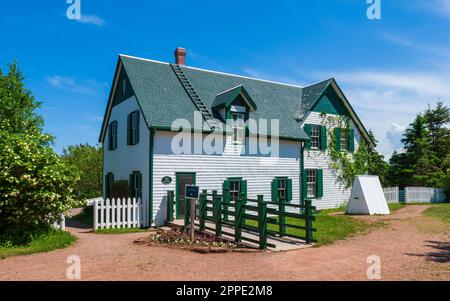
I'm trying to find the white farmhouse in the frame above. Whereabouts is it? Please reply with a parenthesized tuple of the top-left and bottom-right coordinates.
(99, 48, 374, 226)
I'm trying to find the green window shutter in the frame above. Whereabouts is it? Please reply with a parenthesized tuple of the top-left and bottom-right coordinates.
(286, 178, 293, 202)
(316, 169, 323, 198)
(108, 124, 112, 150)
(105, 174, 110, 198)
(320, 125, 327, 151)
(240, 180, 247, 199)
(222, 179, 231, 199)
(348, 129, 355, 152)
(137, 172, 142, 198)
(334, 128, 341, 151)
(304, 124, 312, 149)
(302, 170, 308, 199)
(271, 179, 279, 202)
(113, 122, 117, 150)
(134, 112, 140, 145)
(129, 174, 133, 198)
(127, 114, 131, 145)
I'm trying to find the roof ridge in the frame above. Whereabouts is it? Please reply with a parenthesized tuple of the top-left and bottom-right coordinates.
(119, 53, 305, 89)
(215, 84, 243, 96)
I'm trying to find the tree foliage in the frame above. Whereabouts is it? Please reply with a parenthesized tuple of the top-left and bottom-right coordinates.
(387, 102, 450, 196)
(62, 144, 102, 203)
(0, 62, 79, 239)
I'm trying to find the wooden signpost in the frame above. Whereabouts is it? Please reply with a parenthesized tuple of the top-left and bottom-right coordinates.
(185, 185, 200, 241)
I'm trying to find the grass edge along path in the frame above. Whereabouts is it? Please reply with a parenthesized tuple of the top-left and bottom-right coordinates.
(0, 230, 77, 259)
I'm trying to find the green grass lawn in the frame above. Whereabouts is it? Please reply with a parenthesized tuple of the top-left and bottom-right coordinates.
(0, 230, 77, 259)
(93, 227, 148, 234)
(423, 203, 450, 224)
(247, 207, 384, 247)
(388, 203, 406, 212)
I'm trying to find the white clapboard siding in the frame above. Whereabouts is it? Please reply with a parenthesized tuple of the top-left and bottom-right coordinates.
(301, 111, 362, 210)
(383, 187, 399, 204)
(102, 96, 150, 225)
(152, 131, 302, 226)
(405, 187, 447, 203)
(94, 198, 144, 230)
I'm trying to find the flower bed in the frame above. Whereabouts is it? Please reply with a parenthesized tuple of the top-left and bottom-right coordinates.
(134, 227, 243, 253)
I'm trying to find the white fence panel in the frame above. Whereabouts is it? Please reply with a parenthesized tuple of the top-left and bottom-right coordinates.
(94, 198, 147, 230)
(383, 187, 399, 204)
(405, 187, 447, 203)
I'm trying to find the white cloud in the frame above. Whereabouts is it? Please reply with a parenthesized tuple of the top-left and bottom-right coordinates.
(418, 0, 450, 19)
(76, 15, 105, 26)
(46, 75, 106, 95)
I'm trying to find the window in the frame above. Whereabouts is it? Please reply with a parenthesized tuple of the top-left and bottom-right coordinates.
(310, 125, 320, 149)
(108, 121, 117, 150)
(340, 129, 348, 151)
(129, 171, 142, 199)
(304, 124, 327, 151)
(127, 111, 139, 145)
(303, 169, 323, 199)
(232, 112, 245, 144)
(306, 170, 317, 198)
(271, 177, 292, 202)
(224, 178, 247, 201)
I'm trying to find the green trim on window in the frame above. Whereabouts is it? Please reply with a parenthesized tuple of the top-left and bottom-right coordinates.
(316, 169, 323, 198)
(271, 178, 279, 202)
(320, 125, 327, 151)
(334, 127, 341, 151)
(304, 124, 312, 149)
(348, 129, 355, 152)
(127, 114, 131, 145)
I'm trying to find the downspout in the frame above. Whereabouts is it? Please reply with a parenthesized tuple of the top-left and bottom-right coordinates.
(300, 141, 305, 213)
(149, 128, 155, 226)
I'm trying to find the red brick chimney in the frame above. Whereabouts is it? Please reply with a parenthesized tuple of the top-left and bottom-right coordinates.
(174, 47, 186, 65)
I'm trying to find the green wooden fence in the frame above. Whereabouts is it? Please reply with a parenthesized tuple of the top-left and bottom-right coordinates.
(165, 189, 316, 249)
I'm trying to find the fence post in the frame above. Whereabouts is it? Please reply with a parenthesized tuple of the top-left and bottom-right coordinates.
(199, 190, 207, 232)
(305, 199, 313, 243)
(94, 198, 99, 230)
(223, 191, 229, 222)
(278, 197, 286, 237)
(235, 197, 242, 243)
(212, 190, 222, 237)
(257, 195, 267, 250)
(184, 197, 190, 228)
(167, 190, 174, 223)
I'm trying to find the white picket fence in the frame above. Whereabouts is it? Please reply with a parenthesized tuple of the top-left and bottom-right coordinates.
(93, 197, 148, 230)
(383, 187, 447, 204)
(404, 187, 446, 203)
(52, 213, 66, 231)
(383, 187, 399, 204)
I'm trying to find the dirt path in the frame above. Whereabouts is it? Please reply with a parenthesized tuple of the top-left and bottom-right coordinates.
(0, 205, 448, 280)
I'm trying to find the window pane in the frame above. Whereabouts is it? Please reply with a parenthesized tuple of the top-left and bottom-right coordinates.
(311, 125, 320, 149)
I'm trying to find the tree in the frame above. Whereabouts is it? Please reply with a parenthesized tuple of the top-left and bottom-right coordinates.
(0, 62, 79, 241)
(62, 144, 102, 202)
(367, 130, 389, 186)
(387, 102, 450, 193)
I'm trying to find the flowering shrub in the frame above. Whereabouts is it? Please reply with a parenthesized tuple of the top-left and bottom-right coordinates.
(0, 130, 79, 242)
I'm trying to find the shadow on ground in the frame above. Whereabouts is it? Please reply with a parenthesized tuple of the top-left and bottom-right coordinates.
(407, 241, 450, 263)
(66, 218, 92, 231)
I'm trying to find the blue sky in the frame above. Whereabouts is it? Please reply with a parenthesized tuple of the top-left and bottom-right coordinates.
(1, 0, 449, 157)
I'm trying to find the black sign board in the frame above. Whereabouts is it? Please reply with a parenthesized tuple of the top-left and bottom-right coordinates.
(161, 176, 172, 185)
(185, 185, 200, 199)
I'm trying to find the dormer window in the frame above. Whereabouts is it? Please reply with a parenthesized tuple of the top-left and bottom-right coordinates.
(232, 111, 245, 144)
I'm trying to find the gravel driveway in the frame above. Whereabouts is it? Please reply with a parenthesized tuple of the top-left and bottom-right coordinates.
(0, 205, 448, 280)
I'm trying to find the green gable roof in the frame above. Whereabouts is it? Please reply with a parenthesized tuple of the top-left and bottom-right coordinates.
(99, 55, 373, 145)
(212, 85, 257, 111)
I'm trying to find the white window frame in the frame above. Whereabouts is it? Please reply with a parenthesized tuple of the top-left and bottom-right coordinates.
(310, 125, 320, 149)
(232, 112, 245, 145)
(278, 178, 287, 200)
(230, 179, 241, 200)
(306, 170, 317, 198)
(340, 129, 348, 151)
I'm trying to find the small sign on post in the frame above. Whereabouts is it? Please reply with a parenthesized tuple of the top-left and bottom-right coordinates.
(185, 185, 200, 241)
